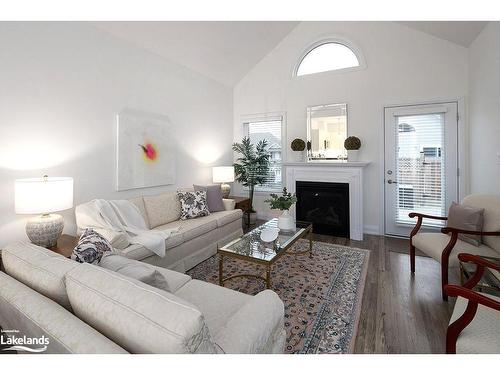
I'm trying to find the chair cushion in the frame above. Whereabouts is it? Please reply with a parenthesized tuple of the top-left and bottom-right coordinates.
(447, 201, 484, 246)
(99, 253, 191, 293)
(159, 216, 218, 243)
(2, 242, 78, 310)
(450, 293, 500, 354)
(65, 263, 216, 353)
(412, 232, 499, 267)
(207, 210, 242, 227)
(143, 192, 181, 229)
(462, 195, 500, 253)
(99, 253, 168, 290)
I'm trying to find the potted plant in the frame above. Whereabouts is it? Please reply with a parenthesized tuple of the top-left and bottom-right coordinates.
(265, 187, 298, 230)
(344, 136, 361, 161)
(290, 138, 306, 162)
(232, 137, 271, 225)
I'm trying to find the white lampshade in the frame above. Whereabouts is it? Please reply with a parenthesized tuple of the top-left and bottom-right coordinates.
(212, 166, 235, 183)
(15, 177, 73, 214)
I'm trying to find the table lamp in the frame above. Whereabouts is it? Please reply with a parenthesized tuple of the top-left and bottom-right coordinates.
(212, 166, 234, 198)
(15, 175, 73, 248)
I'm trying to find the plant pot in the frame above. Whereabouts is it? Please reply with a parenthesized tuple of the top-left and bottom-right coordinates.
(347, 149, 359, 161)
(244, 211, 258, 226)
(278, 210, 295, 231)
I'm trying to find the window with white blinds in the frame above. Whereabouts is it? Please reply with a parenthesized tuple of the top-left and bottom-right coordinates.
(244, 117, 283, 191)
(395, 112, 446, 226)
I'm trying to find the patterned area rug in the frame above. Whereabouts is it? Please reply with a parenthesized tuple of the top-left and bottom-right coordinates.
(187, 239, 370, 354)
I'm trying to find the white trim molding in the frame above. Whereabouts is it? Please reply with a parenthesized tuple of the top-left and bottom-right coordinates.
(285, 162, 370, 241)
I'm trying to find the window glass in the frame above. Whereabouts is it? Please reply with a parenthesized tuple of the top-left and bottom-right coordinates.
(244, 118, 282, 191)
(296, 42, 360, 76)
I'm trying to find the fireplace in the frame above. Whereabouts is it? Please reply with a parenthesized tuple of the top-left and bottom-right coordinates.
(295, 181, 350, 237)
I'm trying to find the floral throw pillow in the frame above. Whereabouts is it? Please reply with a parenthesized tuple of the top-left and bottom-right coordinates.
(72, 228, 113, 264)
(177, 190, 210, 220)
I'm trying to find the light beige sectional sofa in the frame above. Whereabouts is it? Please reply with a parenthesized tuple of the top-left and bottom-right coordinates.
(75, 191, 244, 273)
(0, 242, 286, 354)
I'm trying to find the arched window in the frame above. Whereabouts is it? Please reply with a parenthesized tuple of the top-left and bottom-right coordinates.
(295, 40, 364, 77)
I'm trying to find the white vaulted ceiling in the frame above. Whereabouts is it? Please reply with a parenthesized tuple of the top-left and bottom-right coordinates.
(93, 21, 299, 86)
(93, 21, 488, 87)
(398, 21, 488, 47)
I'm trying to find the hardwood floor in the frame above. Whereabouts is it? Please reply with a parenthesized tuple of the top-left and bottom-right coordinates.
(245, 221, 457, 353)
(313, 233, 458, 354)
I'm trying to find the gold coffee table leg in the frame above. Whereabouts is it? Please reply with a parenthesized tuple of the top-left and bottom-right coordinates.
(219, 254, 224, 286)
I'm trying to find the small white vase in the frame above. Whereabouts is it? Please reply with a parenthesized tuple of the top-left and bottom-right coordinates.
(278, 210, 295, 231)
(347, 149, 359, 161)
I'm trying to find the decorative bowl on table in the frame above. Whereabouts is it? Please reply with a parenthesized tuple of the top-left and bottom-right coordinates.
(260, 228, 279, 243)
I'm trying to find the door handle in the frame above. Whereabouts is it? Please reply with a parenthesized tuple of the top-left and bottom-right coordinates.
(387, 179, 398, 184)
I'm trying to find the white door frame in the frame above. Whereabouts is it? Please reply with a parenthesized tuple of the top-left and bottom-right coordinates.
(380, 98, 467, 237)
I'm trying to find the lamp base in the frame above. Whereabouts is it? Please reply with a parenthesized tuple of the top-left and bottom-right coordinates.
(220, 183, 231, 199)
(26, 214, 64, 248)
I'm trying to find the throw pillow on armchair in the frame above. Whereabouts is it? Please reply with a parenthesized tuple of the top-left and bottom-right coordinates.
(447, 201, 485, 246)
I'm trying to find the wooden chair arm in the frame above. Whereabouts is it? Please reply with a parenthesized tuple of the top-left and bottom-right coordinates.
(444, 285, 500, 311)
(458, 253, 500, 272)
(408, 212, 448, 221)
(441, 227, 500, 236)
(445, 283, 500, 353)
(408, 213, 448, 242)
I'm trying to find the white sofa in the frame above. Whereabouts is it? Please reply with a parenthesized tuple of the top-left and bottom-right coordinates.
(0, 242, 286, 354)
(75, 191, 243, 273)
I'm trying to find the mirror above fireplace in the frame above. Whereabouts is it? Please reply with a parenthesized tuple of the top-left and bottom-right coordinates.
(306, 103, 348, 161)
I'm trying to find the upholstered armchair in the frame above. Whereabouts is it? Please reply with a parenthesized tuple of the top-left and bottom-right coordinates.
(409, 194, 500, 300)
(445, 253, 500, 354)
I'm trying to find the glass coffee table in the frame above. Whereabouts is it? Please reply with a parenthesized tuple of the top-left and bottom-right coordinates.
(218, 218, 313, 289)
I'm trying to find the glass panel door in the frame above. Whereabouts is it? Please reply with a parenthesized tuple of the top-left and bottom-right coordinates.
(384, 103, 458, 237)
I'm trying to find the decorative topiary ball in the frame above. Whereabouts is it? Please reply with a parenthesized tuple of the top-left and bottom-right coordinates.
(291, 138, 306, 151)
(344, 136, 361, 150)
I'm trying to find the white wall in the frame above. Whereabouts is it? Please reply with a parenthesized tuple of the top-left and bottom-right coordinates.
(233, 21, 469, 234)
(469, 22, 500, 194)
(0, 22, 233, 246)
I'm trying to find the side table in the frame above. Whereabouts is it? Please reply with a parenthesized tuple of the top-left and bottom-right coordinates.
(49, 234, 79, 258)
(229, 196, 251, 228)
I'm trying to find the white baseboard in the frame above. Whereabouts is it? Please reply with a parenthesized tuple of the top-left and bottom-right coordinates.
(363, 224, 381, 235)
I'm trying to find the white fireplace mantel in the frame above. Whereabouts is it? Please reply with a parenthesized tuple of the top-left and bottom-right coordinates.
(285, 162, 370, 241)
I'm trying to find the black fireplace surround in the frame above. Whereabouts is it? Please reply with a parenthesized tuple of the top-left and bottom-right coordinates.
(295, 181, 350, 238)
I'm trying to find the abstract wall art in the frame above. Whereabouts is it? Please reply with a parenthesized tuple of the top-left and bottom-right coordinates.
(116, 109, 176, 191)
